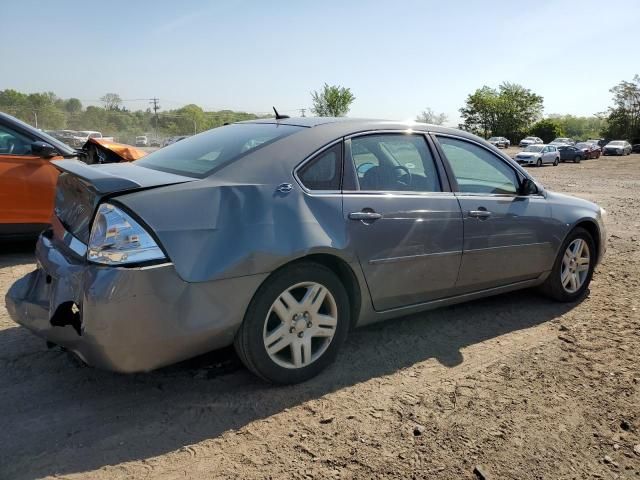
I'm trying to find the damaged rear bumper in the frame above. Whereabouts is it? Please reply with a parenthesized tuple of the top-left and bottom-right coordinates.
(5, 233, 267, 373)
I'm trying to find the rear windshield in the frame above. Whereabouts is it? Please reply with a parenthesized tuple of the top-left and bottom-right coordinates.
(136, 123, 303, 178)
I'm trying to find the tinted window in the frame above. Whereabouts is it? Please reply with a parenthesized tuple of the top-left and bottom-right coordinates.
(137, 123, 303, 178)
(0, 124, 33, 155)
(437, 136, 518, 195)
(350, 134, 440, 192)
(298, 143, 342, 190)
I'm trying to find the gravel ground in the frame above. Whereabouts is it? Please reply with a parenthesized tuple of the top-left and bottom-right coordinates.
(1, 152, 639, 479)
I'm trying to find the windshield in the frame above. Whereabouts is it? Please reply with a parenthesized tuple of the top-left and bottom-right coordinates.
(136, 123, 303, 178)
(525, 145, 544, 152)
(524, 137, 536, 141)
(488, 137, 499, 141)
(575, 143, 589, 148)
(608, 141, 624, 146)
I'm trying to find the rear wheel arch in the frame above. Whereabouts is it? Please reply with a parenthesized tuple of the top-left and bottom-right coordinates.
(251, 253, 362, 330)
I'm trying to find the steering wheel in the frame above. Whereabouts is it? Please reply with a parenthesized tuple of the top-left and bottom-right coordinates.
(356, 162, 375, 175)
(392, 165, 412, 187)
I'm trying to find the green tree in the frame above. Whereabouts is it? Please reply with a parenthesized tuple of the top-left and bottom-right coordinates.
(310, 83, 355, 117)
(530, 119, 565, 143)
(64, 98, 83, 114)
(100, 93, 123, 111)
(602, 75, 640, 142)
(460, 83, 543, 141)
(416, 107, 448, 125)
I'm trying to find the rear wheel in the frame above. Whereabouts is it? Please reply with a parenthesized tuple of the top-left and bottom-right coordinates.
(234, 262, 350, 384)
(553, 158, 559, 166)
(540, 227, 595, 302)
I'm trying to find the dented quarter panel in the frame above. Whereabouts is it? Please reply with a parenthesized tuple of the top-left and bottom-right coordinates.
(116, 181, 353, 283)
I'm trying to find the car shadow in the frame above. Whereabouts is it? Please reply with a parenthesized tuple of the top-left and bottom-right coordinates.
(0, 239, 37, 268)
(0, 281, 580, 479)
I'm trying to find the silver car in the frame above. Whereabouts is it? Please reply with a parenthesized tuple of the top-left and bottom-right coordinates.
(6, 118, 606, 384)
(603, 140, 632, 156)
(514, 144, 561, 167)
(519, 136, 543, 148)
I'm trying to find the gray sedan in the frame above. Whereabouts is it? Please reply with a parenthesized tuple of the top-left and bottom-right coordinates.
(6, 118, 607, 384)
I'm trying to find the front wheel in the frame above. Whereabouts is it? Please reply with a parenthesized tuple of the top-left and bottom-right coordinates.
(536, 158, 542, 167)
(234, 262, 350, 384)
(540, 227, 595, 302)
(574, 155, 581, 163)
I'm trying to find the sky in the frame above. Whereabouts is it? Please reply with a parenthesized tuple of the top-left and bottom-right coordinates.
(1, 0, 638, 125)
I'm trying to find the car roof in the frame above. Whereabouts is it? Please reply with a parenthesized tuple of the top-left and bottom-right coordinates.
(237, 116, 480, 139)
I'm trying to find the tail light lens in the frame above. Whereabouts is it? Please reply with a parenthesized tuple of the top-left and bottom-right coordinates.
(88, 203, 166, 265)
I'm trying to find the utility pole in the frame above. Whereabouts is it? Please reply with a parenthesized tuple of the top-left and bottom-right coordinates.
(300, 108, 306, 117)
(33, 111, 38, 129)
(150, 97, 160, 138)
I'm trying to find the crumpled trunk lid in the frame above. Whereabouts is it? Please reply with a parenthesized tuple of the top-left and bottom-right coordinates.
(52, 160, 196, 244)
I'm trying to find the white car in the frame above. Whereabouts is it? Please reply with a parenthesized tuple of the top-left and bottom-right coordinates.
(514, 144, 560, 167)
(519, 136, 543, 148)
(135, 135, 148, 147)
(72, 130, 113, 147)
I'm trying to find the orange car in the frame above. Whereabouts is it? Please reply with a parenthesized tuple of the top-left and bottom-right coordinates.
(0, 112, 147, 238)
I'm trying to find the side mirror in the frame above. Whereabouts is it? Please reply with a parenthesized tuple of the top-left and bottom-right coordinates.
(520, 178, 538, 195)
(31, 141, 58, 158)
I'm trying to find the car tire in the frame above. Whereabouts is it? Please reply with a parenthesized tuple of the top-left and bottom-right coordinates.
(540, 227, 596, 302)
(573, 155, 581, 163)
(536, 159, 542, 167)
(553, 158, 559, 166)
(234, 261, 350, 384)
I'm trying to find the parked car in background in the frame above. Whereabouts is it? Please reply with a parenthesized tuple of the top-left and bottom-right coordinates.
(162, 135, 190, 147)
(135, 135, 149, 147)
(150, 138, 162, 147)
(632, 144, 640, 153)
(487, 136, 510, 148)
(587, 139, 608, 149)
(603, 140, 632, 156)
(46, 130, 78, 147)
(550, 137, 575, 146)
(575, 142, 601, 159)
(0, 111, 78, 238)
(72, 130, 114, 148)
(514, 144, 560, 166)
(0, 111, 148, 238)
(6, 117, 606, 384)
(519, 136, 543, 147)
(558, 145, 585, 163)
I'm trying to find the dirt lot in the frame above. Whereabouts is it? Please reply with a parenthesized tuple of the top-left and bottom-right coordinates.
(1, 152, 639, 480)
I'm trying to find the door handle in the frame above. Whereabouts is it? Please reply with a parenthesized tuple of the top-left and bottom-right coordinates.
(468, 209, 492, 219)
(349, 211, 383, 221)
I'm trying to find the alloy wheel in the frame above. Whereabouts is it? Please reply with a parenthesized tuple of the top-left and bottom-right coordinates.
(262, 282, 338, 369)
(560, 238, 590, 293)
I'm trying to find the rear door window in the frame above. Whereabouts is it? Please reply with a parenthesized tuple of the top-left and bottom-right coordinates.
(349, 134, 441, 192)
